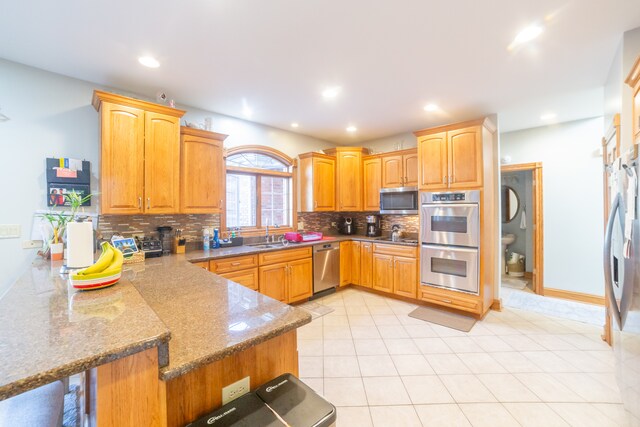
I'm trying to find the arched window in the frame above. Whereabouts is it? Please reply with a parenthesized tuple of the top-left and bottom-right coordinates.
(224, 146, 296, 233)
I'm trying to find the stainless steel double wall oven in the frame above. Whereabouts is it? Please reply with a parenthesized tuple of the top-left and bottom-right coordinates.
(420, 190, 480, 294)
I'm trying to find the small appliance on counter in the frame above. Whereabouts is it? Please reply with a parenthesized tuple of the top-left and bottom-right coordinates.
(338, 217, 355, 235)
(365, 215, 382, 237)
(284, 231, 323, 243)
(157, 226, 173, 255)
(136, 236, 163, 258)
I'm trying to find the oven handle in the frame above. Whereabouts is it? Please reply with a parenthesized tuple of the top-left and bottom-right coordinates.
(421, 203, 479, 209)
(421, 243, 479, 253)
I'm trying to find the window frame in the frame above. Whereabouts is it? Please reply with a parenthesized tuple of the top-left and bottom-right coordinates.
(223, 145, 297, 236)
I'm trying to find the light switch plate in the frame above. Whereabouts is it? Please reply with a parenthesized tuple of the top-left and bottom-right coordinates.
(0, 224, 21, 239)
(23, 240, 43, 249)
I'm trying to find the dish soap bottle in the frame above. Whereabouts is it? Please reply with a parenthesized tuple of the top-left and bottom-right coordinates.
(203, 228, 210, 251)
(213, 228, 221, 249)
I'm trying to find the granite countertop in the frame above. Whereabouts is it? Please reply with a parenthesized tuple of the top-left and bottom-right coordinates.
(0, 260, 170, 401)
(186, 234, 418, 263)
(126, 255, 311, 381)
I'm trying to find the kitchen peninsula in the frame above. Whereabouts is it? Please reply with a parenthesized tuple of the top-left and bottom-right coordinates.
(0, 253, 311, 426)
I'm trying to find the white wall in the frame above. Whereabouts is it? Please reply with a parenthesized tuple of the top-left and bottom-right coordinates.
(360, 132, 416, 154)
(0, 58, 336, 297)
(500, 117, 605, 296)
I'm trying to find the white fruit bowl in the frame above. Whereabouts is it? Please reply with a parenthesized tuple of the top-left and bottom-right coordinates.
(70, 271, 122, 290)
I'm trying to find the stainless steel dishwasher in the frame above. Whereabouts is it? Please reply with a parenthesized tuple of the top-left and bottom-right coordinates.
(313, 242, 340, 295)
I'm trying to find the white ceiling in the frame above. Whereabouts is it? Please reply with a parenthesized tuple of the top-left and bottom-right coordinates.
(1, 0, 639, 143)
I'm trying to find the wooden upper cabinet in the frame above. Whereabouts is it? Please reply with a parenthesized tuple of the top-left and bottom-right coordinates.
(415, 120, 487, 190)
(298, 153, 335, 212)
(625, 55, 640, 144)
(99, 102, 145, 214)
(93, 90, 186, 215)
(381, 154, 403, 188)
(180, 127, 227, 214)
(363, 157, 382, 211)
(417, 132, 448, 190)
(144, 112, 181, 214)
(448, 126, 482, 188)
(325, 148, 367, 211)
(381, 149, 418, 188)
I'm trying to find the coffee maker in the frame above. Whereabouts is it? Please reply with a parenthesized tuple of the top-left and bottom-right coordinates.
(365, 215, 381, 237)
(339, 217, 355, 235)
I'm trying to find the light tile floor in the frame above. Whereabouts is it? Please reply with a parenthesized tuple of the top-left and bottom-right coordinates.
(298, 288, 624, 427)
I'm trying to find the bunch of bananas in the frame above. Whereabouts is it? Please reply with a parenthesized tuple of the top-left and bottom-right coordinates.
(70, 242, 124, 290)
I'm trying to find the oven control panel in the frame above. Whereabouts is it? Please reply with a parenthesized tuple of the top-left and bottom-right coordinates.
(432, 193, 466, 202)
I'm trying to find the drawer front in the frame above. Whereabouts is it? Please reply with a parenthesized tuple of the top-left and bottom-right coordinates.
(419, 285, 480, 314)
(259, 247, 312, 265)
(209, 255, 258, 273)
(373, 243, 418, 258)
(219, 268, 259, 291)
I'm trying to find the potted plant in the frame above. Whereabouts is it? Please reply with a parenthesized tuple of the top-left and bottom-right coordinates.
(40, 191, 92, 261)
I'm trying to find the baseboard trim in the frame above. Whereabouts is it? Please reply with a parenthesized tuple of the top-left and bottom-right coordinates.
(491, 299, 503, 311)
(543, 288, 605, 306)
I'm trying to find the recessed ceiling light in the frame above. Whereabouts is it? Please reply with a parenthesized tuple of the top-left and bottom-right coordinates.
(138, 56, 160, 68)
(291, 122, 299, 128)
(424, 103, 439, 112)
(508, 24, 543, 50)
(322, 86, 341, 99)
(346, 126, 357, 133)
(540, 112, 557, 121)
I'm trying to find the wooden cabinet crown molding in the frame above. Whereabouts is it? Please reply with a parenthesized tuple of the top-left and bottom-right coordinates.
(413, 117, 496, 137)
(92, 90, 186, 118)
(323, 147, 370, 156)
(298, 151, 335, 160)
(181, 126, 228, 141)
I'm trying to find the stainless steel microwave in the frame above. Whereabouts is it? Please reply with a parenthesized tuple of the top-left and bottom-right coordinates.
(379, 186, 419, 214)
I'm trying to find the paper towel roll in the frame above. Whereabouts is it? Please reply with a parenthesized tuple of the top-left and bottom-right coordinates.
(66, 221, 94, 268)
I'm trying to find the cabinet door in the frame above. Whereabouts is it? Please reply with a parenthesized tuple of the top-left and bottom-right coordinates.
(372, 253, 394, 293)
(288, 258, 313, 303)
(313, 157, 336, 211)
(220, 268, 259, 291)
(381, 154, 403, 188)
(418, 132, 448, 190)
(360, 242, 373, 288)
(144, 112, 181, 213)
(336, 151, 362, 211)
(180, 134, 223, 213)
(340, 241, 352, 286)
(448, 126, 482, 188)
(351, 241, 361, 285)
(100, 102, 145, 214)
(393, 256, 417, 298)
(259, 263, 288, 302)
(403, 151, 418, 187)
(363, 158, 382, 211)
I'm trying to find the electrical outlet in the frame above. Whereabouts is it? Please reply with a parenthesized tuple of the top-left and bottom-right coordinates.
(297, 221, 304, 230)
(222, 376, 250, 405)
(22, 240, 43, 249)
(331, 222, 337, 227)
(0, 224, 21, 239)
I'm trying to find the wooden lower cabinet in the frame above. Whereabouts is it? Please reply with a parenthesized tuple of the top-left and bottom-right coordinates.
(219, 268, 259, 291)
(351, 241, 361, 285)
(419, 285, 481, 314)
(288, 258, 313, 302)
(259, 263, 288, 302)
(394, 256, 418, 298)
(372, 253, 394, 293)
(340, 241, 352, 286)
(360, 242, 373, 288)
(192, 261, 209, 270)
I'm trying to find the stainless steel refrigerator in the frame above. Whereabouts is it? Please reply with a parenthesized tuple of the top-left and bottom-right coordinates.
(605, 150, 640, 425)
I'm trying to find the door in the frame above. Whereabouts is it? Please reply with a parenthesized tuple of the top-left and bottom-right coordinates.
(421, 245, 479, 294)
(360, 242, 373, 288)
(363, 158, 382, 211)
(144, 112, 181, 213)
(288, 258, 313, 302)
(372, 253, 393, 293)
(100, 102, 145, 214)
(180, 134, 224, 213)
(313, 157, 335, 211)
(418, 132, 448, 190)
(448, 126, 482, 188)
(421, 203, 479, 247)
(394, 256, 417, 298)
(340, 241, 352, 286)
(337, 151, 362, 211)
(220, 268, 259, 291)
(403, 152, 418, 186)
(259, 263, 288, 302)
(351, 241, 361, 285)
(381, 154, 403, 188)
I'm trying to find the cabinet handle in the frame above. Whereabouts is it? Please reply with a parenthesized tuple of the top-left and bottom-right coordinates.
(442, 176, 446, 184)
(447, 176, 451, 186)
(147, 197, 151, 209)
(442, 299, 452, 304)
(231, 262, 241, 266)
(405, 176, 408, 184)
(220, 199, 223, 208)
(138, 197, 142, 209)
(314, 200, 318, 208)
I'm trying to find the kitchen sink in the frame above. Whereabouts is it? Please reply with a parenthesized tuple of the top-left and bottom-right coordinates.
(247, 243, 279, 249)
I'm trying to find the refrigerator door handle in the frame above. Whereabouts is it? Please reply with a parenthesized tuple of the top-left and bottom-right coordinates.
(604, 193, 625, 329)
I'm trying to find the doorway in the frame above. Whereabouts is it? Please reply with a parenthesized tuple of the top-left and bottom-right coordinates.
(500, 162, 544, 295)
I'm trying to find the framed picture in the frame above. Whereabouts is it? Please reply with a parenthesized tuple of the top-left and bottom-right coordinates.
(111, 237, 139, 254)
(47, 183, 91, 207)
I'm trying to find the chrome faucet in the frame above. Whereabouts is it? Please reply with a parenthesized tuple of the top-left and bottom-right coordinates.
(391, 224, 401, 242)
(265, 224, 270, 242)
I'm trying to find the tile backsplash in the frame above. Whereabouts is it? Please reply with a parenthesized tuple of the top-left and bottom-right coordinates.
(98, 214, 221, 241)
(298, 212, 419, 235)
